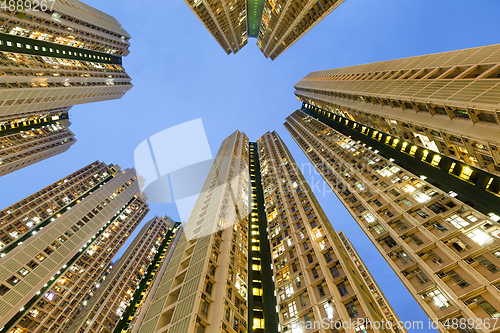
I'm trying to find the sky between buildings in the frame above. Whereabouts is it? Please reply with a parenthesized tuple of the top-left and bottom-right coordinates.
(1, 0, 500, 331)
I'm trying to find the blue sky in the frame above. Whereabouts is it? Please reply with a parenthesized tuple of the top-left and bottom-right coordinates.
(1, 0, 500, 331)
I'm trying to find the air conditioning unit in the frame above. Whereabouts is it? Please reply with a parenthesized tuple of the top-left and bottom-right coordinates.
(465, 258, 476, 264)
(388, 253, 395, 258)
(417, 252, 425, 257)
(402, 271, 410, 277)
(421, 293, 428, 299)
(437, 272, 447, 278)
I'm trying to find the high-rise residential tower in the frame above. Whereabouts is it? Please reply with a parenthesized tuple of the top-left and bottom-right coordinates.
(0, 0, 132, 118)
(136, 130, 406, 333)
(62, 216, 181, 333)
(286, 106, 500, 332)
(294, 44, 500, 174)
(117, 221, 184, 333)
(0, 161, 149, 333)
(136, 130, 251, 333)
(183, 0, 345, 60)
(0, 108, 75, 177)
(0, 0, 133, 175)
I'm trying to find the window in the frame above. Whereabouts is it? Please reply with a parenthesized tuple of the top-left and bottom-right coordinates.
(233, 318, 239, 331)
(307, 254, 313, 263)
(467, 229, 494, 246)
(361, 212, 376, 223)
(451, 237, 470, 252)
(476, 256, 500, 274)
(7, 276, 20, 286)
(312, 268, 319, 279)
(288, 301, 298, 316)
(390, 189, 400, 197)
(448, 270, 469, 288)
(330, 266, 340, 278)
(426, 289, 451, 310)
(416, 209, 429, 219)
(209, 265, 216, 276)
(401, 198, 413, 207)
(372, 224, 385, 234)
(295, 276, 302, 289)
(0, 284, 10, 296)
(409, 234, 424, 246)
(383, 209, 394, 218)
(427, 250, 443, 263)
(395, 220, 408, 231)
(27, 260, 38, 269)
(345, 301, 358, 318)
(397, 251, 412, 264)
(412, 192, 431, 203)
(200, 300, 209, 317)
(410, 268, 429, 285)
(446, 214, 470, 229)
(324, 303, 334, 319)
(299, 293, 306, 307)
(225, 307, 231, 321)
(337, 283, 348, 296)
(205, 281, 213, 295)
(474, 296, 500, 318)
(383, 236, 397, 248)
(433, 222, 448, 233)
(318, 284, 326, 297)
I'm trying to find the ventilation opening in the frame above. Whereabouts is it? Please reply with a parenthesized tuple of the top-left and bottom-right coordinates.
(462, 64, 495, 79)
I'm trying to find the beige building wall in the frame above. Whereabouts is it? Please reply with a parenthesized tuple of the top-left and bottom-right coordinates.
(137, 130, 250, 333)
(337, 230, 406, 331)
(257, 0, 345, 60)
(127, 223, 185, 333)
(63, 216, 174, 333)
(294, 44, 500, 174)
(0, 0, 130, 56)
(286, 109, 500, 332)
(0, 119, 75, 177)
(258, 131, 405, 333)
(182, 0, 248, 55)
(0, 0, 133, 118)
(0, 106, 71, 130)
(0, 51, 132, 117)
(0, 164, 146, 330)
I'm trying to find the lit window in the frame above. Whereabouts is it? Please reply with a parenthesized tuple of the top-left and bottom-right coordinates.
(431, 155, 441, 166)
(445, 214, 470, 229)
(460, 167, 473, 180)
(401, 184, 416, 193)
(412, 192, 431, 203)
(288, 301, 298, 316)
(253, 288, 263, 296)
(426, 289, 450, 310)
(361, 212, 376, 223)
(44, 291, 55, 301)
(253, 318, 264, 329)
(467, 229, 494, 246)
